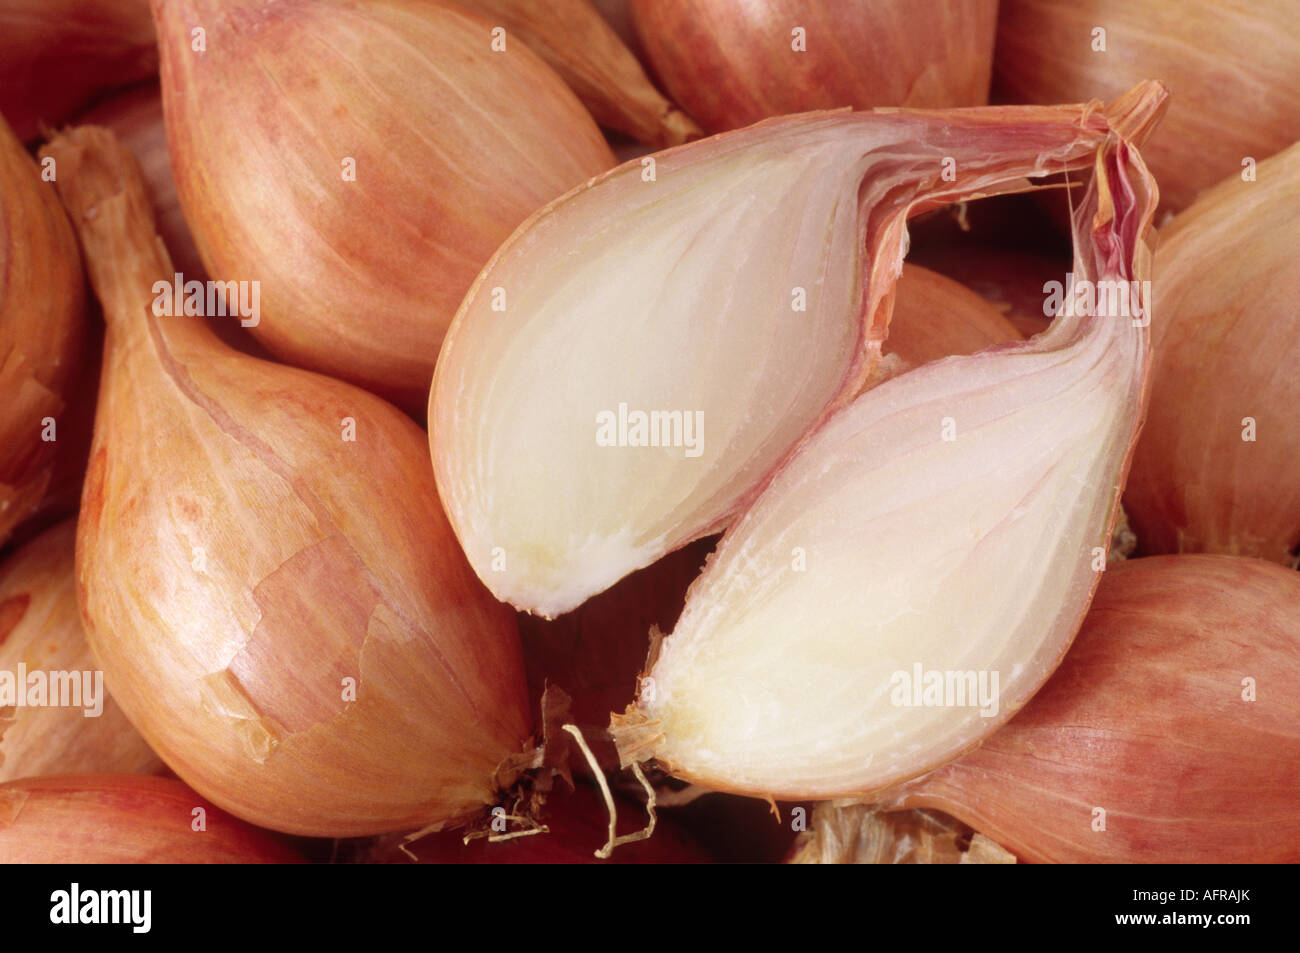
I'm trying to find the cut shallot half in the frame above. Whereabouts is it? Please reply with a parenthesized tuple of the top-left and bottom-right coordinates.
(431, 83, 1168, 618)
(611, 127, 1163, 800)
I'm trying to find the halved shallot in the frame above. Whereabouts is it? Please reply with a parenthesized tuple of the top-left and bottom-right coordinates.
(432, 84, 1167, 618)
(612, 129, 1161, 801)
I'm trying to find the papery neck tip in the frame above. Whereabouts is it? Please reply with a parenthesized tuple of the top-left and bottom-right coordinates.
(1103, 81, 1170, 148)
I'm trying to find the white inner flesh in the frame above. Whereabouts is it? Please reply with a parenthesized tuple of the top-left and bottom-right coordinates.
(642, 306, 1140, 797)
(436, 123, 885, 617)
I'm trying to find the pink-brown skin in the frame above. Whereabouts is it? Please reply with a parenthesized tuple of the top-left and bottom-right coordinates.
(882, 264, 1022, 373)
(359, 781, 711, 864)
(0, 520, 163, 782)
(0, 114, 86, 548)
(994, 0, 1300, 214)
(908, 243, 1061, 339)
(456, 0, 700, 146)
(46, 126, 531, 837)
(591, 0, 645, 60)
(1123, 144, 1300, 565)
(0, 775, 301, 863)
(0, 0, 156, 142)
(153, 0, 615, 414)
(887, 556, 1300, 863)
(630, 0, 997, 133)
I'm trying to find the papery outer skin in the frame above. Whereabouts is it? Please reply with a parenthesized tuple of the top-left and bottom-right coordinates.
(0, 0, 156, 142)
(883, 556, 1300, 864)
(153, 0, 615, 414)
(787, 803, 1014, 864)
(630, 0, 997, 133)
(46, 126, 531, 838)
(0, 774, 301, 863)
(612, 123, 1162, 800)
(355, 781, 712, 864)
(0, 114, 86, 548)
(0, 520, 163, 783)
(1124, 143, 1300, 565)
(995, 0, 1300, 214)
(455, 0, 701, 147)
(432, 86, 1167, 619)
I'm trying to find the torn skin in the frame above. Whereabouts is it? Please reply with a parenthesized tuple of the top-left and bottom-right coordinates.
(228, 535, 374, 737)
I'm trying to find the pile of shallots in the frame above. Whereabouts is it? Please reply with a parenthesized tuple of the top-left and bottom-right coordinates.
(0, 0, 1296, 866)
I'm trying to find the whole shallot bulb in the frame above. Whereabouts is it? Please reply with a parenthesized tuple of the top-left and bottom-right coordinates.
(0, 520, 162, 783)
(0, 775, 301, 863)
(0, 113, 86, 548)
(994, 0, 1300, 213)
(44, 125, 531, 838)
(1124, 142, 1300, 565)
(431, 84, 1167, 618)
(884, 556, 1300, 863)
(630, 0, 998, 133)
(153, 0, 615, 412)
(612, 130, 1161, 801)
